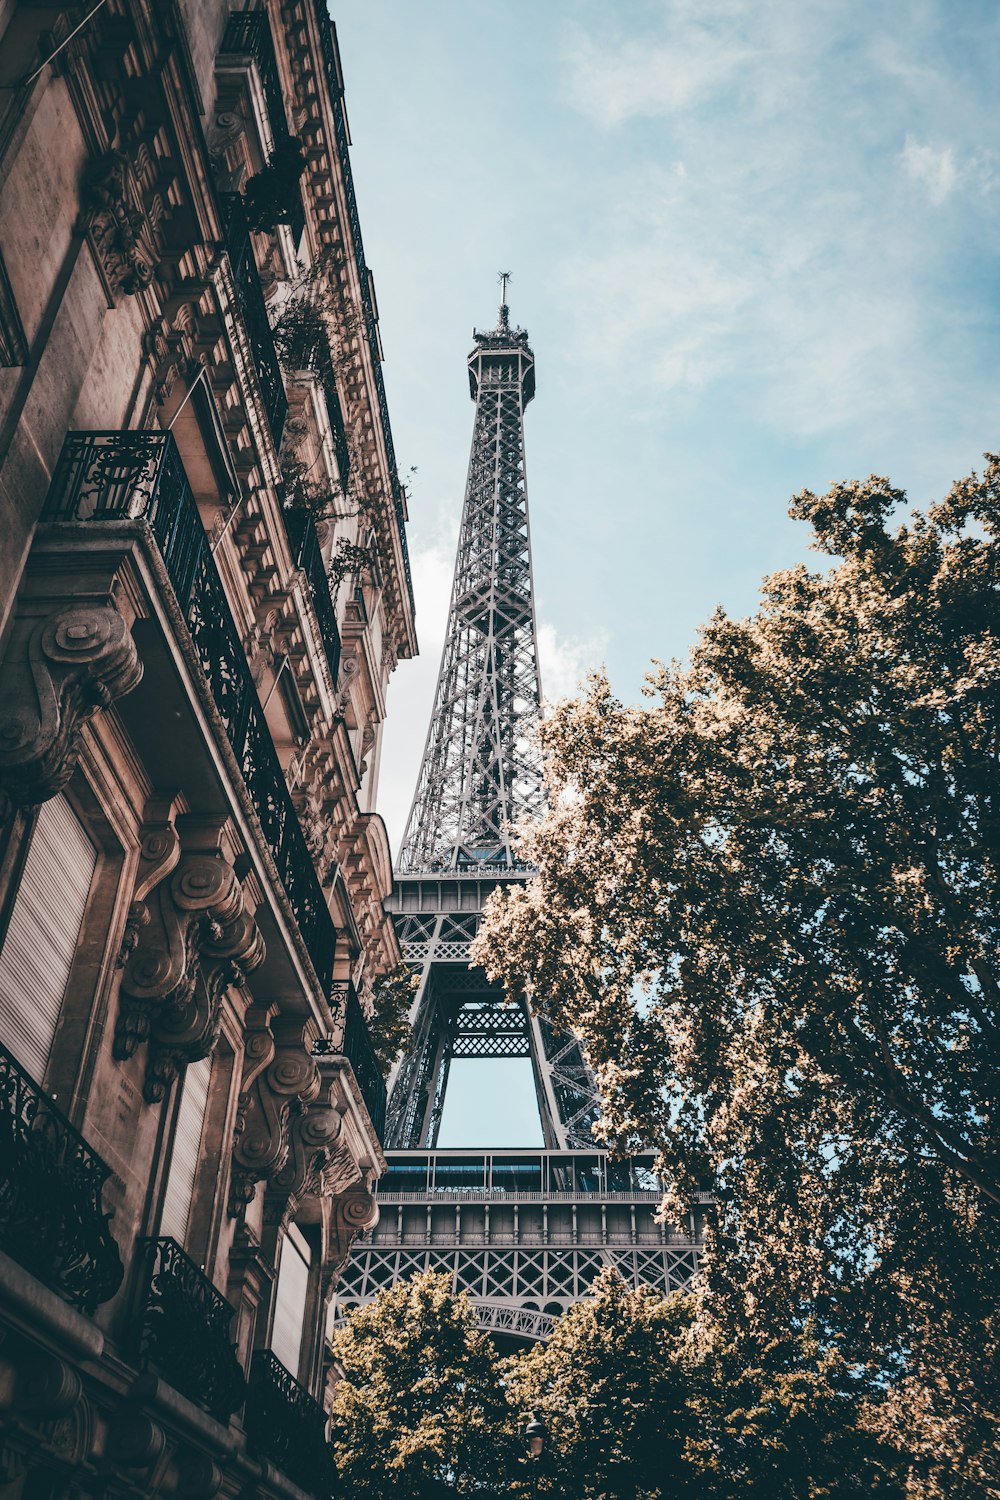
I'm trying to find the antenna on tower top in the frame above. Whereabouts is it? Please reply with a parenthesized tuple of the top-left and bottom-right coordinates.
(498, 269, 511, 330)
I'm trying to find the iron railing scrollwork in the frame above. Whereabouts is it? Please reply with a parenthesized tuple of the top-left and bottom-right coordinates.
(0, 1042, 123, 1313)
(44, 431, 337, 996)
(138, 1237, 246, 1420)
(285, 507, 342, 687)
(246, 1350, 337, 1497)
(311, 0, 415, 616)
(220, 193, 288, 449)
(220, 13, 306, 248)
(313, 983, 386, 1140)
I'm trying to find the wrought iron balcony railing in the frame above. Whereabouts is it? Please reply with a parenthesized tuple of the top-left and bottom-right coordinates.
(313, 983, 387, 1141)
(285, 508, 342, 688)
(0, 1042, 123, 1314)
(221, 193, 288, 449)
(311, 1, 415, 616)
(44, 430, 336, 996)
(246, 1349, 337, 1497)
(138, 1237, 246, 1420)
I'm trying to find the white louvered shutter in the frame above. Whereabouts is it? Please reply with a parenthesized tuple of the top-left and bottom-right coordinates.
(0, 794, 97, 1081)
(271, 1224, 311, 1377)
(160, 1054, 212, 1247)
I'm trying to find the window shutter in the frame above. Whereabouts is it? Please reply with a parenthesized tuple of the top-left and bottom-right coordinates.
(0, 794, 97, 1081)
(160, 1054, 212, 1246)
(271, 1224, 311, 1377)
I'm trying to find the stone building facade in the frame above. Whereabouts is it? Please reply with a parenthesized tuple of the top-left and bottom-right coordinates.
(0, 2, 416, 1493)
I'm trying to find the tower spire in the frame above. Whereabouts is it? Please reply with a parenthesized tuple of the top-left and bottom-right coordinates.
(498, 269, 511, 330)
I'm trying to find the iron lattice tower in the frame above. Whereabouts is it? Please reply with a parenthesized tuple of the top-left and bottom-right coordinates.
(398, 293, 542, 874)
(336, 293, 704, 1344)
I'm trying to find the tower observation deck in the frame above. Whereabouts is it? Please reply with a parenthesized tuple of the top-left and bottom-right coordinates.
(334, 291, 705, 1343)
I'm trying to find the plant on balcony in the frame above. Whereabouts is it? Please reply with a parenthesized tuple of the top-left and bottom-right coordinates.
(280, 452, 354, 524)
(242, 136, 307, 232)
(367, 964, 419, 1071)
(271, 293, 328, 372)
(328, 536, 379, 598)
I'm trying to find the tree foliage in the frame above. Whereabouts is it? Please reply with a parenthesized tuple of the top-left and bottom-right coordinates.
(504, 1268, 692, 1498)
(329, 1271, 512, 1497)
(367, 963, 418, 1072)
(330, 1270, 905, 1498)
(472, 458, 1000, 1493)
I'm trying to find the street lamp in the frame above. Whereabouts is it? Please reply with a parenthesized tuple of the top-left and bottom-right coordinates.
(523, 1413, 548, 1493)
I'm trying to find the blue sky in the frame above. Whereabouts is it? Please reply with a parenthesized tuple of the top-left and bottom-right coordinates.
(331, 0, 1000, 1145)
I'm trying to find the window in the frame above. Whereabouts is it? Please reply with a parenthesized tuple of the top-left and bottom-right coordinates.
(160, 1055, 212, 1246)
(0, 794, 97, 1080)
(271, 1223, 311, 1377)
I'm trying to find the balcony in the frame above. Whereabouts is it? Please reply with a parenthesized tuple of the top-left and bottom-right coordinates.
(138, 1237, 246, 1421)
(43, 430, 336, 997)
(285, 507, 342, 688)
(220, 12, 306, 249)
(246, 1349, 337, 1497)
(313, 983, 387, 1141)
(0, 1042, 123, 1314)
(221, 194, 288, 450)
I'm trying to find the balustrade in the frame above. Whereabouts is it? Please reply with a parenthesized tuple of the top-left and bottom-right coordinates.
(0, 1042, 123, 1313)
(44, 430, 336, 995)
(246, 1349, 337, 1497)
(313, 982, 386, 1141)
(138, 1237, 246, 1420)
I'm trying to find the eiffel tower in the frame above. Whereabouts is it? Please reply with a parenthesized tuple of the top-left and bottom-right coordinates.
(334, 286, 708, 1344)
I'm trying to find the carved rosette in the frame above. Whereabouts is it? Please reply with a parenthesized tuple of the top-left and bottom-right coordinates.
(116, 815, 264, 1102)
(0, 602, 142, 813)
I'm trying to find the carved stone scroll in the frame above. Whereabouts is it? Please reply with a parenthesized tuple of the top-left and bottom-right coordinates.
(0, 602, 142, 813)
(116, 814, 264, 1102)
(229, 1013, 320, 1216)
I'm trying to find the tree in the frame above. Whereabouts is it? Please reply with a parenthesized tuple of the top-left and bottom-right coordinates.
(505, 1268, 693, 1499)
(329, 1270, 511, 1497)
(473, 458, 1000, 1491)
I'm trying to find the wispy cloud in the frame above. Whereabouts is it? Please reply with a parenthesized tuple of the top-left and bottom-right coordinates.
(900, 137, 958, 204)
(538, 619, 608, 703)
(554, 4, 1000, 444)
(563, 8, 754, 128)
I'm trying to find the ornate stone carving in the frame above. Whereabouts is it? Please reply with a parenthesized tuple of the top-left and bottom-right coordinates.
(327, 1181, 378, 1279)
(230, 1012, 320, 1216)
(116, 814, 264, 1102)
(0, 601, 141, 813)
(81, 150, 159, 298)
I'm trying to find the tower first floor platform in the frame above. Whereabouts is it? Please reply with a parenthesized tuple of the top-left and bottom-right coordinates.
(333, 1149, 711, 1345)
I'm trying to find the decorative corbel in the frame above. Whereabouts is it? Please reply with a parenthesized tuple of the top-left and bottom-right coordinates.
(115, 814, 264, 1102)
(0, 601, 142, 816)
(325, 1181, 378, 1283)
(80, 149, 159, 300)
(229, 1014, 320, 1217)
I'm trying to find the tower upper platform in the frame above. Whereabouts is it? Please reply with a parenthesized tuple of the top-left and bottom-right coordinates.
(468, 304, 536, 405)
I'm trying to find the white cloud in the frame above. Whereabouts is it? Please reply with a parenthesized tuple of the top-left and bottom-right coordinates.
(900, 136, 958, 204)
(563, 17, 754, 128)
(537, 619, 608, 703)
